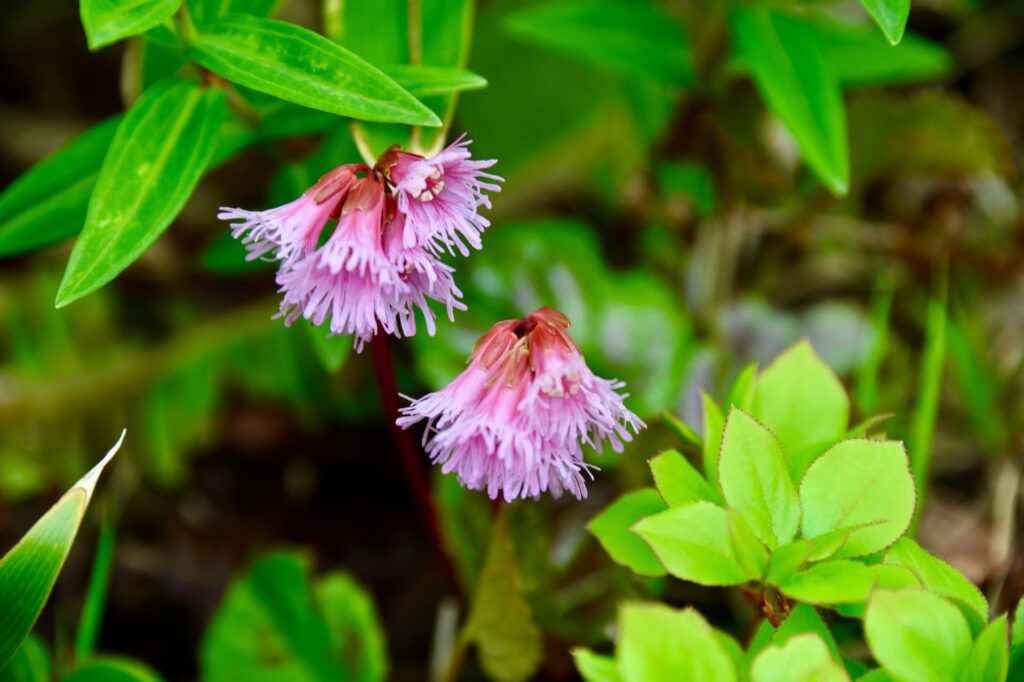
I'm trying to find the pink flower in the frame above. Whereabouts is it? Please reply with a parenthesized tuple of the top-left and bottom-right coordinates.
(398, 308, 645, 501)
(218, 165, 360, 264)
(274, 177, 464, 350)
(385, 135, 503, 257)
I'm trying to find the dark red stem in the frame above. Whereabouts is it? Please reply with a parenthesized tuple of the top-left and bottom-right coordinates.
(370, 330, 457, 584)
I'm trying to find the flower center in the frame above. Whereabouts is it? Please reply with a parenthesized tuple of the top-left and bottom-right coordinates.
(411, 169, 445, 203)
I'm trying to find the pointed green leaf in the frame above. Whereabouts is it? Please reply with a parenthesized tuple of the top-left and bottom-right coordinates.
(56, 79, 224, 307)
(649, 449, 718, 507)
(752, 634, 850, 682)
(884, 538, 988, 633)
(63, 658, 163, 682)
(633, 503, 748, 586)
(718, 408, 800, 548)
(588, 488, 667, 577)
(774, 604, 842, 664)
(730, 6, 849, 195)
(381, 65, 487, 98)
(660, 411, 702, 448)
(462, 516, 541, 682)
(80, 0, 182, 50)
(0, 636, 49, 682)
(0, 116, 120, 258)
(865, 590, 971, 682)
(0, 432, 124, 671)
(960, 615, 1008, 682)
(860, 0, 910, 45)
(766, 539, 813, 585)
(778, 560, 876, 605)
(618, 603, 736, 682)
(187, 16, 440, 126)
(701, 393, 725, 492)
(800, 440, 916, 559)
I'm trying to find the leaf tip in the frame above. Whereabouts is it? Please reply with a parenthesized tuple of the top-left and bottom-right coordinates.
(77, 429, 126, 500)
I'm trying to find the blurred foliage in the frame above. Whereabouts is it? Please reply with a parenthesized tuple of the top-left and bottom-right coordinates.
(0, 0, 1022, 678)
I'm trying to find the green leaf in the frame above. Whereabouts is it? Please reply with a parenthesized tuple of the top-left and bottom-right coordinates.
(810, 20, 951, 86)
(0, 116, 120, 258)
(617, 603, 737, 682)
(80, 0, 181, 50)
(63, 658, 163, 682)
(0, 636, 49, 682)
(960, 615, 1008, 682)
(729, 509, 768, 581)
(860, 0, 910, 45)
(865, 589, 971, 682)
(505, 0, 694, 85)
(648, 449, 718, 507)
(778, 560, 876, 605)
(774, 604, 842, 664)
(751, 634, 850, 682)
(766, 539, 813, 585)
(806, 523, 881, 563)
(186, 0, 277, 25)
(200, 552, 386, 681)
(573, 649, 621, 682)
(799, 440, 916, 559)
(381, 65, 487, 98)
(417, 0, 478, 151)
(718, 408, 800, 548)
(56, 79, 224, 307)
(1014, 599, 1024, 647)
(588, 489, 667, 577)
(462, 515, 541, 682)
(752, 341, 850, 476)
(0, 432, 124, 670)
(187, 16, 440, 126)
(316, 574, 388, 682)
(727, 363, 760, 412)
(702, 393, 725, 492)
(729, 6, 849, 195)
(884, 538, 988, 633)
(633, 502, 748, 586)
(74, 522, 116, 659)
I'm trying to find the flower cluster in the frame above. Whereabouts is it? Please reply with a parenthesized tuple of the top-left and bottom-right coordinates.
(218, 136, 501, 350)
(398, 307, 645, 501)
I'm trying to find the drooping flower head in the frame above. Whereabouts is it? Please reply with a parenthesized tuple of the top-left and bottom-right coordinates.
(398, 307, 645, 501)
(217, 136, 499, 350)
(381, 135, 502, 257)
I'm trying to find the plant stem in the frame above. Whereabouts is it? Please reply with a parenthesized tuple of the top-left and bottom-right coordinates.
(370, 330, 455, 582)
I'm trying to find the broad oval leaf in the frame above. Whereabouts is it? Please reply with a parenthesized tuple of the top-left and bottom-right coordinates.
(884, 538, 988, 633)
(588, 488, 667, 577)
(618, 603, 737, 682)
(56, 79, 224, 307)
(0, 116, 120, 258)
(865, 589, 971, 682)
(799, 440, 915, 559)
(860, 0, 910, 45)
(752, 341, 849, 476)
(777, 560, 876, 605)
(187, 16, 440, 126)
(0, 432, 124, 670)
(751, 634, 849, 682)
(572, 649, 619, 682)
(729, 6, 849, 195)
(718, 409, 800, 548)
(80, 0, 182, 50)
(633, 502, 748, 586)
